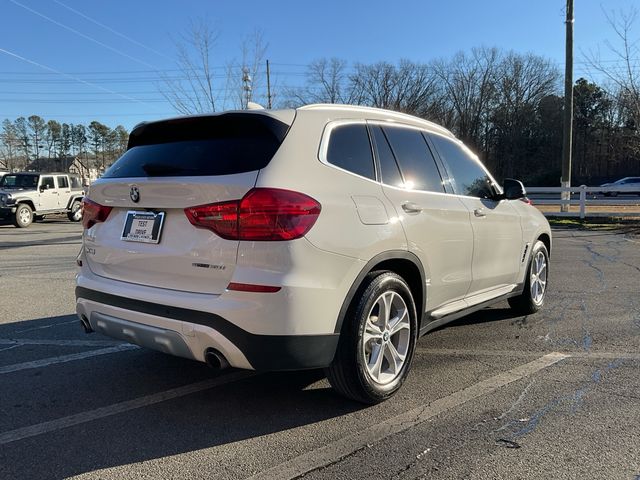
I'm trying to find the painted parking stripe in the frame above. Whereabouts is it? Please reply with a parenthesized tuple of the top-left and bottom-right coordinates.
(0, 339, 124, 348)
(0, 344, 138, 375)
(248, 352, 569, 480)
(0, 371, 254, 445)
(417, 347, 640, 361)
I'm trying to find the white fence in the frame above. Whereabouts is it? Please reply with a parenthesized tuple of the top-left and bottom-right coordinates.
(526, 185, 640, 219)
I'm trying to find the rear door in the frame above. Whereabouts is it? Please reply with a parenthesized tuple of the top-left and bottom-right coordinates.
(372, 123, 474, 314)
(84, 112, 293, 295)
(427, 133, 523, 298)
(56, 175, 71, 208)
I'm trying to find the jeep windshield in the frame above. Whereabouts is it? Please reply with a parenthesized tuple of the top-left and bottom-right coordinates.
(0, 174, 39, 189)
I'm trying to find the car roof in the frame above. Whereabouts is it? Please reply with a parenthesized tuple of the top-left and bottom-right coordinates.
(131, 104, 455, 140)
(297, 103, 456, 138)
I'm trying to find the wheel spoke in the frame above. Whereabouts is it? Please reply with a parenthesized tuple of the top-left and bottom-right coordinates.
(364, 320, 383, 344)
(384, 341, 405, 375)
(389, 309, 409, 336)
(369, 343, 384, 381)
(380, 293, 394, 330)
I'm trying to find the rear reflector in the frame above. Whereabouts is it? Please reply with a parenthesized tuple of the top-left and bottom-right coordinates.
(82, 198, 113, 229)
(227, 282, 281, 293)
(184, 188, 321, 241)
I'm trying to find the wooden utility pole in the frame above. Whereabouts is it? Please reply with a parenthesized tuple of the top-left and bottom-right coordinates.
(561, 0, 574, 212)
(266, 59, 272, 109)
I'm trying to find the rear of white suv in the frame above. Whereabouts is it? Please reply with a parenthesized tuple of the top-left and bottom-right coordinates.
(76, 105, 551, 403)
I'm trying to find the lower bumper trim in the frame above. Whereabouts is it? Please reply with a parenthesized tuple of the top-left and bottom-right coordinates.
(76, 286, 339, 371)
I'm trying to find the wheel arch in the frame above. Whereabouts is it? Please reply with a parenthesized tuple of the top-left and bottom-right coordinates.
(538, 232, 551, 257)
(66, 195, 84, 210)
(334, 251, 426, 334)
(16, 199, 35, 211)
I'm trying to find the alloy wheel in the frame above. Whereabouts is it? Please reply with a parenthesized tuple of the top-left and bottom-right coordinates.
(361, 291, 411, 385)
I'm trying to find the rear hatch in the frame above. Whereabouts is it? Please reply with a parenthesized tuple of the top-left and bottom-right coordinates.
(84, 111, 294, 295)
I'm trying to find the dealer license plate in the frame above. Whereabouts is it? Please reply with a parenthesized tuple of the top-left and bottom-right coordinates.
(121, 211, 165, 244)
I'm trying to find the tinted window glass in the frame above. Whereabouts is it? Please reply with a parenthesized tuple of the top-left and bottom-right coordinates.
(70, 176, 83, 189)
(57, 176, 69, 188)
(371, 126, 403, 187)
(430, 134, 494, 198)
(104, 114, 290, 178)
(0, 174, 38, 188)
(383, 126, 443, 192)
(41, 176, 55, 189)
(326, 124, 375, 180)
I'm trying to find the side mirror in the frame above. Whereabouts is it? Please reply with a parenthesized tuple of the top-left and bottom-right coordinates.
(39, 185, 47, 192)
(503, 178, 526, 200)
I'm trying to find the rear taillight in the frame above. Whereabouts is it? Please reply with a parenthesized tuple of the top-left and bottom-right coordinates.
(184, 188, 321, 241)
(82, 198, 112, 229)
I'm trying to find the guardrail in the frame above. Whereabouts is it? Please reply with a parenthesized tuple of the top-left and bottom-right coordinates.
(526, 185, 640, 219)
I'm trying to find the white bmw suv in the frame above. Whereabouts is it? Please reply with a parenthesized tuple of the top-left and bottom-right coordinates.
(75, 104, 551, 403)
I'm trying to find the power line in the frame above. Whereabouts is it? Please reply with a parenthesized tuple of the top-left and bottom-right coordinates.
(52, 0, 172, 61)
(0, 47, 160, 108)
(7, 0, 158, 70)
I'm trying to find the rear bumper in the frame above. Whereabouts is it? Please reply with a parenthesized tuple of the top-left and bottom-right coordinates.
(76, 286, 339, 371)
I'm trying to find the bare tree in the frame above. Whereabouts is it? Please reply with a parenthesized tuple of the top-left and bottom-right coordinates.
(585, 7, 640, 130)
(161, 19, 221, 114)
(433, 47, 501, 149)
(224, 29, 268, 109)
(284, 58, 352, 106)
(0, 119, 20, 170)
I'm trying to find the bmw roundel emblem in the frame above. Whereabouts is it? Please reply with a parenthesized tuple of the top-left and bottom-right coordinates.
(130, 185, 140, 203)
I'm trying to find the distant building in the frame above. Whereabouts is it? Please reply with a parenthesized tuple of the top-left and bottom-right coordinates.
(25, 156, 100, 185)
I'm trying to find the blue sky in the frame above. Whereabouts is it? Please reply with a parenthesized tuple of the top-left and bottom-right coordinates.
(0, 0, 637, 130)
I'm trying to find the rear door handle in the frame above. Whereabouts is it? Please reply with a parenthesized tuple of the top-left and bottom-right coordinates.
(474, 208, 486, 217)
(401, 202, 423, 214)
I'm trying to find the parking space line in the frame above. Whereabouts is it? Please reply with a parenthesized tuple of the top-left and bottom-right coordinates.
(0, 371, 254, 445)
(0, 338, 124, 348)
(248, 352, 569, 480)
(0, 344, 138, 375)
(416, 347, 640, 361)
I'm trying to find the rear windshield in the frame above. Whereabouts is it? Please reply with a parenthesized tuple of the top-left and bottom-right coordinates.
(103, 113, 291, 178)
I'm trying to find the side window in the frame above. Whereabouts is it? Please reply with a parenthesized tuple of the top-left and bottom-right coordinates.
(40, 176, 55, 190)
(382, 126, 444, 193)
(70, 176, 83, 189)
(429, 134, 494, 199)
(370, 125, 403, 187)
(326, 124, 375, 180)
(57, 176, 69, 189)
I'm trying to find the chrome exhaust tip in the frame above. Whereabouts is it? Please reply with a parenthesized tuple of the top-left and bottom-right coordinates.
(79, 315, 93, 334)
(204, 348, 229, 370)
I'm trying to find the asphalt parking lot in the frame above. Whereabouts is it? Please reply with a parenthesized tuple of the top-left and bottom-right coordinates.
(1, 218, 639, 479)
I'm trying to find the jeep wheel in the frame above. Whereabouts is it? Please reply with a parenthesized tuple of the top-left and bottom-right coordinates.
(67, 200, 82, 222)
(14, 204, 33, 228)
(326, 271, 418, 404)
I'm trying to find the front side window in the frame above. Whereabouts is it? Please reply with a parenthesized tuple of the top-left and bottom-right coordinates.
(382, 126, 443, 193)
(40, 176, 55, 190)
(429, 134, 494, 199)
(326, 124, 375, 180)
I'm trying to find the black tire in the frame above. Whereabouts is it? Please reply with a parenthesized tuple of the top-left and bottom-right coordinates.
(13, 203, 33, 228)
(326, 271, 418, 404)
(508, 240, 549, 315)
(67, 200, 82, 222)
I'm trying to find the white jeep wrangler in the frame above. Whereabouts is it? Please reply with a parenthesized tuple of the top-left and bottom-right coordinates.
(0, 172, 85, 227)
